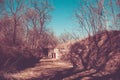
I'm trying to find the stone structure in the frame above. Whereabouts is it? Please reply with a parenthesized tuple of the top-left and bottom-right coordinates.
(48, 40, 80, 59)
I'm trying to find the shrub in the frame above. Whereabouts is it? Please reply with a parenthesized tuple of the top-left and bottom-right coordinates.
(0, 45, 41, 72)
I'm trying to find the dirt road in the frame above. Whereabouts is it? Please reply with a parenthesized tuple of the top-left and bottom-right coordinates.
(4, 58, 72, 80)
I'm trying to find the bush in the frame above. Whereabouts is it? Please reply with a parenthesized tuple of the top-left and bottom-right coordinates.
(69, 30, 120, 79)
(0, 45, 41, 72)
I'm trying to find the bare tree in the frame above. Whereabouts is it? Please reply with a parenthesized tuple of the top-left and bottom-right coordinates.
(76, 0, 120, 37)
(24, 0, 53, 49)
(25, 8, 39, 48)
(0, 0, 57, 74)
(6, 0, 24, 45)
(31, 0, 53, 35)
(67, 0, 120, 79)
(0, 0, 4, 11)
(59, 32, 73, 43)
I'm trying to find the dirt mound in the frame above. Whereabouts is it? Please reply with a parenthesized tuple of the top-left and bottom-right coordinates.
(70, 30, 120, 79)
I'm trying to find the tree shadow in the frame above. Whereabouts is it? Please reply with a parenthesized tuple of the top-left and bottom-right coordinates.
(92, 68, 120, 80)
(49, 68, 88, 80)
(30, 67, 79, 80)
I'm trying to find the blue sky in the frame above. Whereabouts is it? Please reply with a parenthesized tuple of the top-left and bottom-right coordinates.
(48, 0, 79, 36)
(4, 0, 119, 37)
(48, 0, 100, 36)
(48, 0, 119, 37)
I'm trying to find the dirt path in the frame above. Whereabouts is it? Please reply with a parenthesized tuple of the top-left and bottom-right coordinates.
(4, 58, 72, 80)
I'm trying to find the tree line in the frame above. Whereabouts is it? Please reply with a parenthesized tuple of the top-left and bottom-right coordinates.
(0, 0, 58, 72)
(0, 0, 58, 50)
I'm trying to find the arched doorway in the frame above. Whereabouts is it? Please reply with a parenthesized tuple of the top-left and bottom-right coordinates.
(43, 48, 49, 57)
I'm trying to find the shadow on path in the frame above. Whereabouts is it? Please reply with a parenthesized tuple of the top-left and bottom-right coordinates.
(3, 58, 72, 80)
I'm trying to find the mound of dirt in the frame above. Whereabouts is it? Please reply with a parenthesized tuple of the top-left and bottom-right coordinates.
(70, 30, 120, 79)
